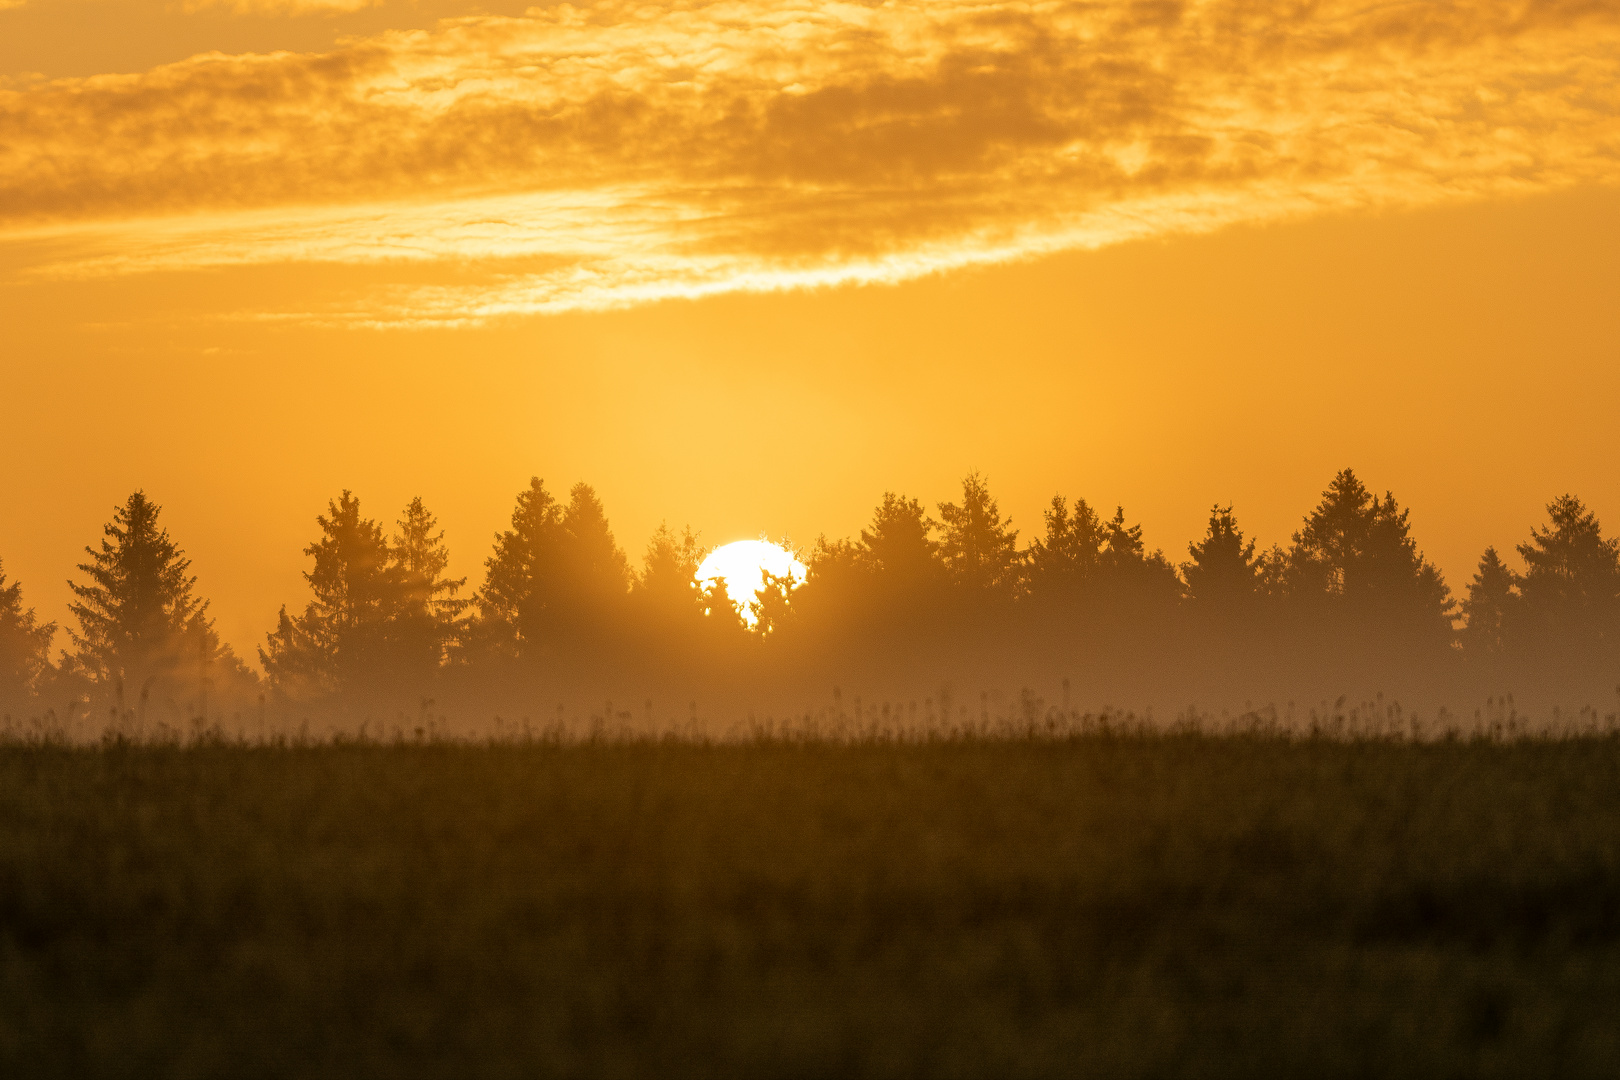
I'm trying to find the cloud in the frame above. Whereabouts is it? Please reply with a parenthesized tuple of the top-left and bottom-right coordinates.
(1, 0, 1618, 323)
(0, 0, 27, 10)
(181, 0, 382, 12)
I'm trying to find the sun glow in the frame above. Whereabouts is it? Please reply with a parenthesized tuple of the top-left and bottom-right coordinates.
(695, 540, 807, 628)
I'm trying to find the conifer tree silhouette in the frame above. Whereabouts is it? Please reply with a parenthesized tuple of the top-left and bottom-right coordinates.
(1102, 507, 1146, 567)
(67, 491, 225, 700)
(262, 491, 408, 697)
(1460, 546, 1519, 659)
(789, 535, 866, 637)
(1515, 494, 1620, 655)
(631, 523, 707, 636)
(937, 473, 1020, 598)
(1027, 495, 1104, 601)
(838, 492, 945, 628)
(859, 493, 939, 582)
(1254, 544, 1289, 600)
(471, 478, 565, 661)
(1182, 505, 1260, 607)
(557, 483, 632, 639)
(751, 569, 800, 636)
(699, 576, 748, 635)
(0, 557, 54, 706)
(1091, 506, 1181, 616)
(392, 497, 469, 670)
(1287, 469, 1454, 645)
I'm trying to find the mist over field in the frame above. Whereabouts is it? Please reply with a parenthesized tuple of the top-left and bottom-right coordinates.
(4, 466, 1619, 744)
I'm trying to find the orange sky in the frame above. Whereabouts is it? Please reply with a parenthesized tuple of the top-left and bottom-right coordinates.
(3, 0, 1619, 661)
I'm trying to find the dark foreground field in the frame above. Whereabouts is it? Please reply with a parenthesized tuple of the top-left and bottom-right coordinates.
(3, 735, 1620, 1078)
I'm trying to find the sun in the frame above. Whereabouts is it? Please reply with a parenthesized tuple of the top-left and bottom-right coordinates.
(695, 539, 807, 627)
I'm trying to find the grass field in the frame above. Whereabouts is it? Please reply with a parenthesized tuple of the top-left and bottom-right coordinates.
(3, 732, 1620, 1078)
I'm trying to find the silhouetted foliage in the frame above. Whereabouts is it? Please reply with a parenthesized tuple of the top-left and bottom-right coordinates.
(557, 483, 632, 641)
(0, 559, 54, 707)
(1255, 543, 1289, 601)
(263, 491, 396, 697)
(631, 522, 707, 632)
(788, 535, 865, 642)
(791, 491, 952, 642)
(66, 491, 245, 711)
(1097, 506, 1181, 609)
(751, 569, 799, 636)
(813, 492, 946, 633)
(1027, 495, 1104, 602)
(469, 478, 565, 662)
(937, 472, 1020, 600)
(1286, 469, 1454, 648)
(466, 479, 634, 664)
(860, 493, 939, 586)
(263, 491, 456, 701)
(1515, 494, 1620, 657)
(392, 497, 470, 670)
(699, 577, 747, 636)
(1183, 505, 1261, 609)
(1460, 547, 1519, 660)
(1021, 496, 1180, 633)
(19, 464, 1620, 724)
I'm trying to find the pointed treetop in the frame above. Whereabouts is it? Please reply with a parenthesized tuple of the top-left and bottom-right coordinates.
(66, 490, 211, 685)
(1029, 495, 1104, 586)
(860, 492, 937, 578)
(1183, 504, 1260, 604)
(937, 471, 1020, 593)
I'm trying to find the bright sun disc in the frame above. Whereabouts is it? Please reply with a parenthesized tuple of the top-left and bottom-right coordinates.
(695, 540, 807, 627)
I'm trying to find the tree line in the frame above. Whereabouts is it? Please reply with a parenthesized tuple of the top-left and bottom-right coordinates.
(2, 468, 1618, 719)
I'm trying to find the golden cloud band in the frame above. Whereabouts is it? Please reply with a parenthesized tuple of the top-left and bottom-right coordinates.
(2, 0, 1616, 322)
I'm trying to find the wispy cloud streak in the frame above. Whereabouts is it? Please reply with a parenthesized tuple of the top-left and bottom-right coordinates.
(182, 0, 383, 12)
(2, 0, 1618, 323)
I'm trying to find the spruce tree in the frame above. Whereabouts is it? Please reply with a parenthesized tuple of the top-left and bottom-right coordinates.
(1182, 505, 1260, 607)
(937, 472, 1021, 597)
(1459, 546, 1519, 659)
(751, 568, 800, 636)
(631, 523, 707, 634)
(699, 576, 747, 635)
(67, 491, 218, 695)
(261, 605, 324, 698)
(1287, 469, 1454, 644)
(1288, 469, 1376, 599)
(1095, 506, 1181, 608)
(1516, 494, 1620, 653)
(859, 493, 939, 582)
(845, 492, 943, 628)
(261, 491, 405, 696)
(1254, 544, 1290, 602)
(392, 497, 469, 670)
(470, 478, 564, 660)
(557, 483, 631, 630)
(0, 558, 54, 705)
(1027, 495, 1104, 600)
(790, 536, 865, 635)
